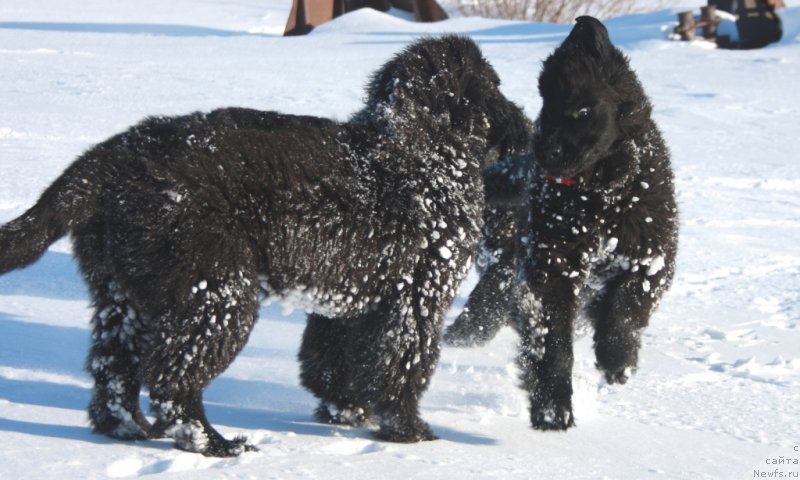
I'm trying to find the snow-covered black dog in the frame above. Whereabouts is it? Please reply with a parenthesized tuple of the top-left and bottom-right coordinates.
(448, 16, 679, 430)
(0, 35, 528, 456)
(299, 100, 532, 435)
(296, 36, 530, 437)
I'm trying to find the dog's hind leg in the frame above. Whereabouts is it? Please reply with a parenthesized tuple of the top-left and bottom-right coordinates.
(142, 250, 261, 457)
(75, 224, 152, 440)
(298, 314, 371, 426)
(85, 292, 152, 440)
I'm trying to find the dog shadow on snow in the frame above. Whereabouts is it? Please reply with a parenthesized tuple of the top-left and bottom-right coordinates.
(0, 342, 494, 447)
(0, 253, 494, 447)
(0, 315, 333, 447)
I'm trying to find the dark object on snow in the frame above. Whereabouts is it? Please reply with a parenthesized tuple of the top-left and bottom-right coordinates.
(734, 0, 783, 48)
(284, 0, 447, 36)
(285, 0, 347, 36)
(0, 35, 527, 456)
(711, 0, 788, 11)
(448, 16, 679, 431)
(410, 0, 449, 22)
(675, 0, 783, 49)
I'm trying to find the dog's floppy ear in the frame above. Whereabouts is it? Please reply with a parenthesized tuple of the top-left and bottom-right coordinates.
(565, 16, 612, 60)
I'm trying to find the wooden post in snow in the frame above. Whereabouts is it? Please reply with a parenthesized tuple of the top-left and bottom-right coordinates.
(701, 5, 718, 38)
(676, 11, 697, 41)
(284, 0, 347, 36)
(284, 0, 447, 36)
(412, 0, 449, 22)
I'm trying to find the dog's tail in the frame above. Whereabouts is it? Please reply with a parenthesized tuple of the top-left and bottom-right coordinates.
(0, 157, 100, 275)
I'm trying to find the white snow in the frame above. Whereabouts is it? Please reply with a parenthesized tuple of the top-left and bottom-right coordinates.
(439, 246, 454, 260)
(1, 0, 800, 478)
(646, 254, 666, 276)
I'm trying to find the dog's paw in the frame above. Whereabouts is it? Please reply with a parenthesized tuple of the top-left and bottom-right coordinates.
(595, 344, 639, 385)
(198, 435, 258, 457)
(443, 319, 486, 347)
(375, 416, 438, 443)
(90, 408, 152, 441)
(530, 405, 575, 431)
(167, 420, 256, 457)
(109, 424, 151, 441)
(443, 309, 504, 347)
(314, 403, 370, 427)
(594, 335, 640, 384)
(600, 365, 635, 385)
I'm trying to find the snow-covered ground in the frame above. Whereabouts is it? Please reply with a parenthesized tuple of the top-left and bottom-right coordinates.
(1, 1, 799, 478)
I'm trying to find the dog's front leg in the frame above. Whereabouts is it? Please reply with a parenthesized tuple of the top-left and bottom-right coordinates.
(444, 260, 516, 347)
(145, 268, 261, 457)
(590, 265, 668, 385)
(515, 277, 578, 430)
(347, 290, 442, 443)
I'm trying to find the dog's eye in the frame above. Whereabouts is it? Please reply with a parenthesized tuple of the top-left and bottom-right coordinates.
(574, 107, 591, 120)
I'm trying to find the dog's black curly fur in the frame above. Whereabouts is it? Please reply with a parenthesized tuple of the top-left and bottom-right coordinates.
(296, 35, 530, 439)
(446, 17, 679, 430)
(0, 35, 529, 455)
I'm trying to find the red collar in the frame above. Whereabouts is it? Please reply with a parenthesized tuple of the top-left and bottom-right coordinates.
(543, 174, 578, 186)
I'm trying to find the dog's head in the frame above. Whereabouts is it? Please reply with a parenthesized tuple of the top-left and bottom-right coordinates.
(360, 35, 529, 165)
(535, 16, 651, 181)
